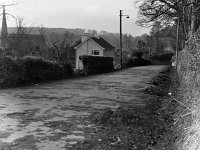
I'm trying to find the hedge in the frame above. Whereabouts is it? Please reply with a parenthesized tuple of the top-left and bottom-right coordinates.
(0, 56, 73, 88)
(80, 55, 114, 74)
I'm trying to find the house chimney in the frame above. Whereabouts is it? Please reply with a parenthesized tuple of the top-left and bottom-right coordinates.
(82, 33, 90, 42)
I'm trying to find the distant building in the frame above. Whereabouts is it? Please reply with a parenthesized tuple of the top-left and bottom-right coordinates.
(75, 33, 115, 69)
(0, 6, 8, 51)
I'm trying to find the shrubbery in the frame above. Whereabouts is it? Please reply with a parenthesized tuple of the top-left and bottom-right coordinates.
(132, 51, 143, 59)
(121, 51, 151, 68)
(0, 56, 73, 88)
(150, 52, 174, 65)
(126, 57, 151, 67)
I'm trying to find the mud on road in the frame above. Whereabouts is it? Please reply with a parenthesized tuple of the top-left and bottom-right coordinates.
(0, 65, 164, 150)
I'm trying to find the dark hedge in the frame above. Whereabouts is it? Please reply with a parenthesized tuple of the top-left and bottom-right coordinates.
(125, 57, 151, 67)
(0, 56, 73, 88)
(80, 55, 114, 74)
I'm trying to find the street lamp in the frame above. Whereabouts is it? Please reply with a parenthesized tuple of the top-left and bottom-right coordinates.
(120, 10, 129, 69)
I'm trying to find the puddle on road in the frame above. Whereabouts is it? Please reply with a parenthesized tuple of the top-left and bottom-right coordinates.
(0, 94, 92, 150)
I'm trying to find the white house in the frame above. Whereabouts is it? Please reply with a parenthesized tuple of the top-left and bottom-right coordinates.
(75, 33, 115, 69)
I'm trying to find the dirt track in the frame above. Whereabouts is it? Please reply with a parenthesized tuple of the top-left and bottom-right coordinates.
(0, 65, 165, 150)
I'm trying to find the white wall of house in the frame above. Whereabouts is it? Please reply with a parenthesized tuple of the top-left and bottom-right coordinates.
(75, 39, 104, 69)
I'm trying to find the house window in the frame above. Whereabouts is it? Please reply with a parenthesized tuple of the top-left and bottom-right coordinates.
(92, 50, 100, 56)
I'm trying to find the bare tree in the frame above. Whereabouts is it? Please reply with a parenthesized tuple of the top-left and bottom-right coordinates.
(38, 26, 47, 58)
(7, 16, 35, 56)
(50, 33, 62, 62)
(136, 0, 200, 41)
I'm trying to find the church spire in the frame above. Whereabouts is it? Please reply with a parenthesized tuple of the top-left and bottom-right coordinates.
(1, 5, 8, 51)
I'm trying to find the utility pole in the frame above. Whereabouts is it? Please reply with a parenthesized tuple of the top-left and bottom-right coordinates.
(119, 10, 129, 69)
(120, 10, 122, 69)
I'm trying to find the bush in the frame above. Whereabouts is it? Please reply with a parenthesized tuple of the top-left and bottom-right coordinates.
(150, 52, 174, 65)
(132, 51, 144, 59)
(125, 57, 151, 67)
(0, 56, 73, 88)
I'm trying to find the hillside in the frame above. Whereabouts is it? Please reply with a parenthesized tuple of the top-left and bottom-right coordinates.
(5, 27, 145, 49)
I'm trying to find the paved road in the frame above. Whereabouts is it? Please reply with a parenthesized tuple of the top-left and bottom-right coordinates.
(0, 65, 164, 150)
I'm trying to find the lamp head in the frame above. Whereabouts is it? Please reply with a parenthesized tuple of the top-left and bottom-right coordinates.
(127, 16, 130, 19)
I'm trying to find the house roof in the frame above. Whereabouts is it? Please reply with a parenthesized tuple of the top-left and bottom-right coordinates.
(75, 36, 115, 50)
(90, 37, 115, 50)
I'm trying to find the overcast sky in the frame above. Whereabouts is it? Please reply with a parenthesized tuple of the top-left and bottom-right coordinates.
(1, 0, 150, 36)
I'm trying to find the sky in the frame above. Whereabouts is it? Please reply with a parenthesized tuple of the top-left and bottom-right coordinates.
(1, 0, 150, 36)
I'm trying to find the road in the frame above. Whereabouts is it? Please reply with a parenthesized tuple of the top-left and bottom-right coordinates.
(0, 65, 164, 150)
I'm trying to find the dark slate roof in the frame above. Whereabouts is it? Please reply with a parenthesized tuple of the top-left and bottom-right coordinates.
(91, 37, 115, 50)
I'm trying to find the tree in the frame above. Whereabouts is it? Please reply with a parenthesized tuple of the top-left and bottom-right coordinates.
(136, 0, 178, 27)
(38, 26, 47, 58)
(5, 16, 44, 57)
(50, 33, 62, 62)
(137, 40, 145, 49)
(136, 0, 200, 41)
(123, 34, 133, 49)
(87, 29, 97, 36)
(58, 39, 81, 67)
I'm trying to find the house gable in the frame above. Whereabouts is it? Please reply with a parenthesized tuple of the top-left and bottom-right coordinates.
(76, 39, 104, 56)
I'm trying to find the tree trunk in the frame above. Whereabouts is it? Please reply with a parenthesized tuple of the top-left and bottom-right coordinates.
(190, 0, 197, 33)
